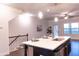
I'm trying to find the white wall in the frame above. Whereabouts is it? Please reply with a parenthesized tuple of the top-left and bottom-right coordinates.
(48, 17, 79, 40)
(9, 17, 48, 39)
(0, 4, 22, 55)
(9, 16, 49, 55)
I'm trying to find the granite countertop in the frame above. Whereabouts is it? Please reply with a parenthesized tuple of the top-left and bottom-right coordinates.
(22, 36, 70, 51)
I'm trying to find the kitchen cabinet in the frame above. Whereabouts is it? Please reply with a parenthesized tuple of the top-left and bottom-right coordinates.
(23, 36, 71, 56)
(33, 39, 71, 56)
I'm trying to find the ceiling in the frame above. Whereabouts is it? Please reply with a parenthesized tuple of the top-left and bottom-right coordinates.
(6, 3, 79, 20)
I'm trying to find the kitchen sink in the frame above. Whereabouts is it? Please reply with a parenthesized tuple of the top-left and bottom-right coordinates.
(53, 38, 64, 41)
(31, 39, 39, 42)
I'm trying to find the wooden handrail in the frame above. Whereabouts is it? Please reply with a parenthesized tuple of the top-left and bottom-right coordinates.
(9, 34, 28, 46)
(9, 34, 28, 38)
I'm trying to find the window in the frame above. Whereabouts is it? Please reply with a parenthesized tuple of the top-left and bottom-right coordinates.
(64, 23, 70, 34)
(64, 23, 79, 34)
(71, 23, 79, 34)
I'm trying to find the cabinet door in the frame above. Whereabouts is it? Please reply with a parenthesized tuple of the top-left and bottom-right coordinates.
(64, 46, 68, 56)
(55, 47, 65, 56)
(64, 40, 71, 56)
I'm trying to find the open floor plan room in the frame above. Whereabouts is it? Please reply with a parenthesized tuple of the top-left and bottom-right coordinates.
(0, 3, 79, 56)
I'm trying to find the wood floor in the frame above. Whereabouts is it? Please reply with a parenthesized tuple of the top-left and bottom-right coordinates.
(10, 48, 25, 56)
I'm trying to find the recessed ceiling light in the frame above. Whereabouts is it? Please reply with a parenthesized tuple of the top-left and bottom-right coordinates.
(47, 9, 50, 12)
(18, 13, 33, 26)
(54, 17, 58, 22)
(38, 11, 43, 19)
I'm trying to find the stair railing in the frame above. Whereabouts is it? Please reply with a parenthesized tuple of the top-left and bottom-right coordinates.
(9, 33, 28, 46)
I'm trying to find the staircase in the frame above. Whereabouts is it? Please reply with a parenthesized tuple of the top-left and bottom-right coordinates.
(9, 34, 28, 56)
(10, 46, 24, 56)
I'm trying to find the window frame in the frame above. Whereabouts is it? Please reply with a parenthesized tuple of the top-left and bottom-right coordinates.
(64, 22, 79, 34)
(64, 23, 71, 34)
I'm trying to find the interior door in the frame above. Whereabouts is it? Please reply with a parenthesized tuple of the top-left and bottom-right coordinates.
(53, 25, 59, 37)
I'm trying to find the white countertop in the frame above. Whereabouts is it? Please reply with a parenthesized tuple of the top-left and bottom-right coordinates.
(23, 36, 70, 51)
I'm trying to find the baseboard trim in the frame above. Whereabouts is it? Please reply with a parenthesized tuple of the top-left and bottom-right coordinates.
(5, 54, 10, 56)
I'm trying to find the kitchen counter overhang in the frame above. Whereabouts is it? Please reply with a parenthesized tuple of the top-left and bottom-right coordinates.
(22, 36, 71, 56)
(23, 36, 70, 51)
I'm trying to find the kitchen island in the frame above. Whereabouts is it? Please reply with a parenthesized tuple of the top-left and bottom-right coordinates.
(23, 36, 71, 56)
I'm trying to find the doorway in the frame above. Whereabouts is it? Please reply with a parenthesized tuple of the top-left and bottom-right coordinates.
(53, 25, 59, 37)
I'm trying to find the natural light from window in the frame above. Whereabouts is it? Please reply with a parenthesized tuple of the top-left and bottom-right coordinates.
(64, 23, 79, 34)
